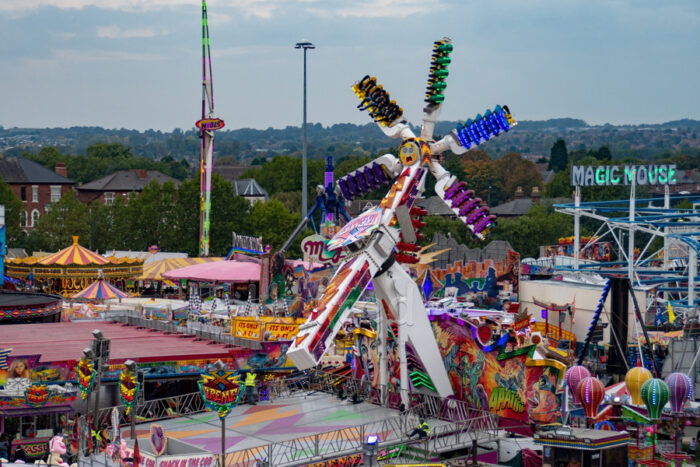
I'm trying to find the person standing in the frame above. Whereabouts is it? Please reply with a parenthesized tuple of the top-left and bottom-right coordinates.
(245, 371, 257, 405)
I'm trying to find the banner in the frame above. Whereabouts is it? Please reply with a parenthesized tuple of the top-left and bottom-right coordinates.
(265, 322, 299, 340)
(234, 320, 263, 340)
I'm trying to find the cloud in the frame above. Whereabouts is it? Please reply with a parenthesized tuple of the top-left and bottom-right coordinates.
(96, 25, 169, 39)
(0, 0, 195, 13)
(307, 0, 442, 18)
(22, 48, 165, 67)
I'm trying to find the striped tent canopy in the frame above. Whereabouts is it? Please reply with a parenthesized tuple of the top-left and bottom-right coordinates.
(136, 257, 224, 281)
(38, 236, 109, 266)
(71, 278, 130, 300)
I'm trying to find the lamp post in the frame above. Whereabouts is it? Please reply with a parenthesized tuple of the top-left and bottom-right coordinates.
(91, 330, 110, 436)
(295, 40, 315, 218)
(363, 433, 379, 467)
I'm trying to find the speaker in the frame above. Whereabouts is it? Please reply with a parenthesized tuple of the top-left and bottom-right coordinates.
(607, 278, 629, 374)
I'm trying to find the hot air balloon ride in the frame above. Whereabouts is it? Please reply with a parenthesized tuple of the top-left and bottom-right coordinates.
(665, 372, 691, 413)
(640, 378, 669, 421)
(566, 365, 590, 405)
(625, 366, 652, 405)
(576, 376, 605, 419)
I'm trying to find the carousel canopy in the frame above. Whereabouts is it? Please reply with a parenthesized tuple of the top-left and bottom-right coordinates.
(136, 257, 223, 282)
(162, 260, 260, 283)
(37, 236, 109, 266)
(71, 278, 130, 300)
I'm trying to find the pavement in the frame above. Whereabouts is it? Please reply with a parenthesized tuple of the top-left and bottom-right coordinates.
(123, 390, 414, 453)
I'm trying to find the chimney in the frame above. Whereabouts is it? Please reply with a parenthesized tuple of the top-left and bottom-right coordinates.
(531, 186, 541, 203)
(55, 163, 67, 178)
(135, 169, 148, 179)
(514, 186, 524, 199)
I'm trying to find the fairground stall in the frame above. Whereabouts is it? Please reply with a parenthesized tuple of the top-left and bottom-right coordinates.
(5, 237, 143, 297)
(0, 290, 63, 324)
(134, 256, 223, 298)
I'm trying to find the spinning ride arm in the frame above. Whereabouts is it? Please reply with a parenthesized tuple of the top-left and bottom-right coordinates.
(288, 39, 515, 400)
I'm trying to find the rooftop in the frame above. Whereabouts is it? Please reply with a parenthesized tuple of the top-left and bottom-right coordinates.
(77, 169, 180, 192)
(0, 321, 242, 364)
(234, 178, 268, 198)
(0, 156, 73, 184)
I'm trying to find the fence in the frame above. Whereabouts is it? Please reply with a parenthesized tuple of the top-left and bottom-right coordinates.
(79, 366, 499, 467)
(219, 369, 499, 466)
(109, 312, 262, 350)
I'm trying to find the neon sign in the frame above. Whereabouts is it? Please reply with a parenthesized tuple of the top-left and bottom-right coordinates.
(197, 370, 241, 419)
(195, 118, 225, 131)
(571, 164, 677, 187)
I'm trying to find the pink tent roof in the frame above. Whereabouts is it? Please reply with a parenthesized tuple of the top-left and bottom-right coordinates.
(288, 259, 326, 271)
(162, 260, 260, 283)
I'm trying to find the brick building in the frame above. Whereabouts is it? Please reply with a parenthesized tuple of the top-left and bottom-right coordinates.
(0, 156, 73, 231)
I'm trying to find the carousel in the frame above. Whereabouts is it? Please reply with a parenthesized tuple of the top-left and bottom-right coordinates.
(5, 236, 143, 297)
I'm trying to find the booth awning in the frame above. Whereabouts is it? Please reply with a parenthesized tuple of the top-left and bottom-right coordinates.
(162, 260, 260, 283)
(136, 257, 224, 281)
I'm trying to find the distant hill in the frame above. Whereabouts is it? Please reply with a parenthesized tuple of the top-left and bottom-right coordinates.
(1, 118, 698, 163)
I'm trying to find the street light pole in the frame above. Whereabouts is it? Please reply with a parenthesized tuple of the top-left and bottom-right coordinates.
(295, 40, 315, 218)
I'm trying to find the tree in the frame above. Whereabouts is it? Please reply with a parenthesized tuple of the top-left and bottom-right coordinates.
(171, 174, 250, 256)
(247, 199, 302, 257)
(240, 156, 326, 207)
(459, 152, 505, 206)
(495, 152, 543, 201)
(548, 139, 568, 172)
(0, 178, 24, 247)
(30, 191, 89, 251)
(490, 203, 576, 258)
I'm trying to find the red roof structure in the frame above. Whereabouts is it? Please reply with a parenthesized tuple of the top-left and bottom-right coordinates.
(0, 321, 244, 364)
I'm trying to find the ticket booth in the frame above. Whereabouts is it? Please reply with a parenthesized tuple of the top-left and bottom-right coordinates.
(534, 426, 629, 467)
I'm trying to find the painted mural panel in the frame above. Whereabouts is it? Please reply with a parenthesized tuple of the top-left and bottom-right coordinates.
(431, 317, 560, 423)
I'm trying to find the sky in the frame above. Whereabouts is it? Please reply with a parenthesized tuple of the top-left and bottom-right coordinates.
(0, 0, 698, 132)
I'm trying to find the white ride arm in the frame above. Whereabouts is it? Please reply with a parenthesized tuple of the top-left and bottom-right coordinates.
(287, 228, 397, 369)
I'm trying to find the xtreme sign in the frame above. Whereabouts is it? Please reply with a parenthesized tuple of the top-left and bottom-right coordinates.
(571, 164, 677, 187)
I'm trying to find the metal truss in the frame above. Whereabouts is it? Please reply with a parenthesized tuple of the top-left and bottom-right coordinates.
(555, 194, 700, 311)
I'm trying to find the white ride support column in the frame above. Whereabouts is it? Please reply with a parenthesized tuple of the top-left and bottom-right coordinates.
(378, 305, 388, 407)
(373, 261, 453, 401)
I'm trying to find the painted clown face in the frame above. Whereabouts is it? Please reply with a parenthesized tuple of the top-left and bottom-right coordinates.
(398, 138, 431, 166)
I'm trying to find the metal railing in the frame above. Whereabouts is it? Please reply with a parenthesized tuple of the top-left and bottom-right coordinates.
(91, 391, 206, 428)
(108, 312, 262, 350)
(217, 369, 499, 466)
(79, 368, 498, 467)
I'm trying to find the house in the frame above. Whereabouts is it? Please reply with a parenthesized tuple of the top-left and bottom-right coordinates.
(416, 196, 457, 217)
(491, 186, 569, 217)
(233, 178, 269, 204)
(76, 169, 180, 205)
(0, 156, 73, 230)
(649, 168, 700, 196)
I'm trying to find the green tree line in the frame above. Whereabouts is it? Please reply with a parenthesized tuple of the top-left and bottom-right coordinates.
(0, 174, 305, 259)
